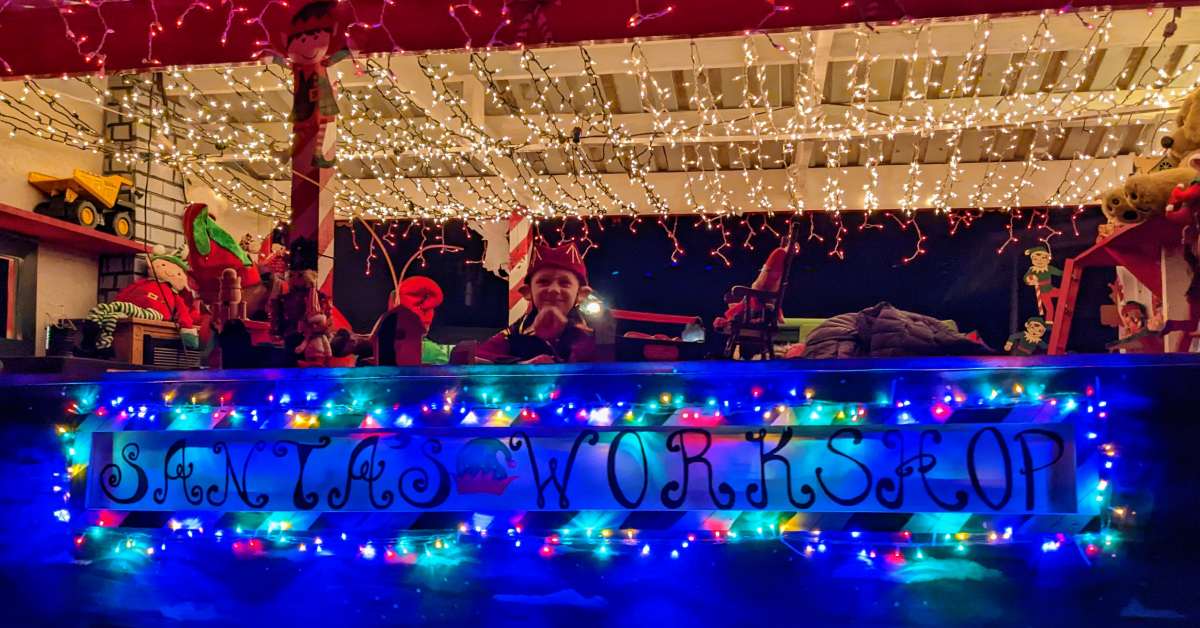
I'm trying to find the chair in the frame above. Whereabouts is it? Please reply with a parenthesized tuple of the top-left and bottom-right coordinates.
(722, 222, 801, 360)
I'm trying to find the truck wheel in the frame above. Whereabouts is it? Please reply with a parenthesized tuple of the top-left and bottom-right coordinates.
(71, 200, 99, 228)
(110, 211, 134, 238)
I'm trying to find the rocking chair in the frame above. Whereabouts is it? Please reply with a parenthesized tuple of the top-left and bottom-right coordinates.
(723, 222, 801, 360)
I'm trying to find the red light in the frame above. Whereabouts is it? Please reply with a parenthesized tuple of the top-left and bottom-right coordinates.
(540, 545, 553, 557)
(751, 386, 764, 398)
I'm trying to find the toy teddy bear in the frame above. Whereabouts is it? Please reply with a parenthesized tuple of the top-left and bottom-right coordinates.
(1159, 87, 1200, 170)
(1097, 87, 1200, 232)
(293, 278, 333, 366)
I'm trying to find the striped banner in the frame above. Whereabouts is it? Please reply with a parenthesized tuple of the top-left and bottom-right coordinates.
(508, 211, 533, 325)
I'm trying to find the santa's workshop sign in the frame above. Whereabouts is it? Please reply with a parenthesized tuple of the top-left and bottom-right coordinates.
(88, 425, 1080, 514)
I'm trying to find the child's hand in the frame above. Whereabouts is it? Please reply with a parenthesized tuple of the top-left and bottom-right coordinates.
(530, 307, 568, 341)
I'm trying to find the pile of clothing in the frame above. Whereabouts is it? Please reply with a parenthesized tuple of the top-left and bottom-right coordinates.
(800, 302, 994, 359)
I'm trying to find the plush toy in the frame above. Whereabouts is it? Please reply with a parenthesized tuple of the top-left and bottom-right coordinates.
(1004, 317, 1049, 356)
(294, 280, 333, 365)
(1166, 151, 1200, 213)
(714, 247, 788, 332)
(1160, 87, 1200, 169)
(1101, 166, 1196, 226)
(79, 248, 199, 356)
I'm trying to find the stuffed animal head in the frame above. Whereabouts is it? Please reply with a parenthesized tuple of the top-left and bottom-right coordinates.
(306, 313, 329, 331)
(1102, 167, 1196, 225)
(1101, 187, 1138, 225)
(1124, 167, 1196, 222)
(1162, 88, 1200, 163)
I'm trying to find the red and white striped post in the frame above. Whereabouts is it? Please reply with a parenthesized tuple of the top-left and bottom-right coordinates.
(507, 211, 533, 325)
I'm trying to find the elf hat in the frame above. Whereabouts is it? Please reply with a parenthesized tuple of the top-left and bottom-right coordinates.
(1026, 316, 1047, 326)
(1025, 246, 1050, 256)
(148, 245, 190, 273)
(399, 276, 444, 305)
(528, 242, 588, 286)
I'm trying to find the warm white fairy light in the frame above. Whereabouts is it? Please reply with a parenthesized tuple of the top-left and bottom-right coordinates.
(0, 7, 1196, 226)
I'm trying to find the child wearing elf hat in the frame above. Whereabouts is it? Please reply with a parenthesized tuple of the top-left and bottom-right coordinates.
(78, 248, 199, 357)
(476, 242, 597, 364)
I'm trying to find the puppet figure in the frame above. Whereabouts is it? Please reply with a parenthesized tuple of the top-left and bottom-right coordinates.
(286, 1, 348, 290)
(392, 276, 453, 365)
(1005, 316, 1049, 356)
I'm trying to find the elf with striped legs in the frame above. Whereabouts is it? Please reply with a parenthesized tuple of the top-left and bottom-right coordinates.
(77, 250, 198, 358)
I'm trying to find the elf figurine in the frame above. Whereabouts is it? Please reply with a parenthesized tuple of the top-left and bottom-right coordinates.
(295, 282, 333, 366)
(78, 249, 198, 357)
(1024, 246, 1062, 319)
(1005, 317, 1049, 356)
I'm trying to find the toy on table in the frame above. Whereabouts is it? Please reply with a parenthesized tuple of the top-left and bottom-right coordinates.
(1023, 246, 1062, 319)
(27, 169, 136, 238)
(295, 279, 333, 366)
(78, 248, 198, 357)
(1005, 317, 1049, 356)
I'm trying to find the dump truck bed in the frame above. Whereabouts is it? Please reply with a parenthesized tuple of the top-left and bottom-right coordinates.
(27, 170, 133, 208)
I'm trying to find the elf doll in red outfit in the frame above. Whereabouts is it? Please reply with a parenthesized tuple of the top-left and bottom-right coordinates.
(79, 249, 199, 357)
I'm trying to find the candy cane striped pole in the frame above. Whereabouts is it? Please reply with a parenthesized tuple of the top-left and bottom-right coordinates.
(508, 211, 533, 325)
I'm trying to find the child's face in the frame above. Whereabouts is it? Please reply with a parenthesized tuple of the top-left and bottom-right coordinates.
(523, 268, 589, 313)
(1030, 252, 1051, 268)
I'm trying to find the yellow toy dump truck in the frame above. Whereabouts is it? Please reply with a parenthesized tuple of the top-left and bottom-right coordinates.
(27, 170, 137, 239)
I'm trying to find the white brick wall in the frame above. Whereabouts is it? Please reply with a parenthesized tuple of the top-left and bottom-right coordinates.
(98, 75, 191, 300)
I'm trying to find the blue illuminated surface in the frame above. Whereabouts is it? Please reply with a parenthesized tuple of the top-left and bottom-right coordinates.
(0, 354, 1196, 625)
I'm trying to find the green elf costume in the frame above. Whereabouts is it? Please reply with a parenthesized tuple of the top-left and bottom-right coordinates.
(1025, 246, 1062, 319)
(1005, 317, 1049, 356)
